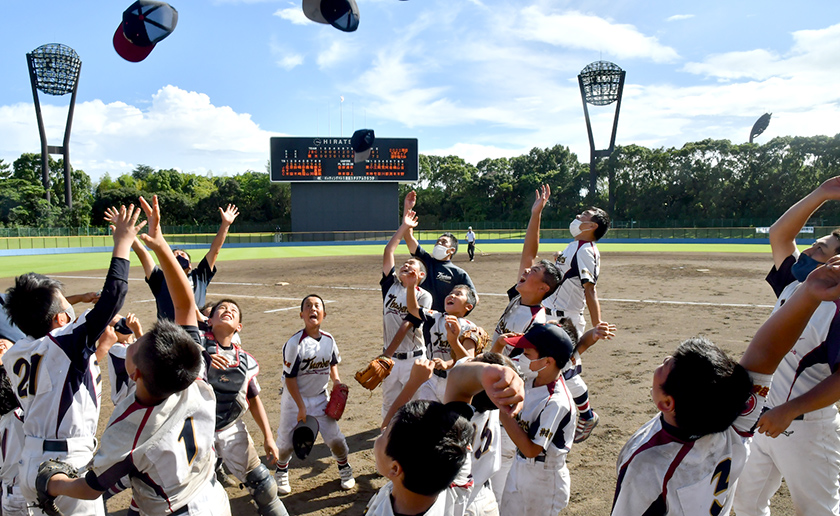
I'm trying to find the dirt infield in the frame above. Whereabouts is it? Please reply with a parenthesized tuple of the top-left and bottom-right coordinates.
(0, 250, 797, 515)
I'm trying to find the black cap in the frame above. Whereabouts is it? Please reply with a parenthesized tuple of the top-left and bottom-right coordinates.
(293, 415, 320, 460)
(113, 1, 178, 62)
(351, 129, 375, 163)
(504, 323, 574, 366)
(302, 0, 360, 33)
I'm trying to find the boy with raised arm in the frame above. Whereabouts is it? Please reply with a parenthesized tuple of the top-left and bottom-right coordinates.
(3, 205, 142, 516)
(132, 204, 239, 321)
(614, 256, 840, 515)
(44, 196, 231, 516)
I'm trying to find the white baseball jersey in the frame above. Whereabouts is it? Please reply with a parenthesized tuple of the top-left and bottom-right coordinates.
(4, 257, 128, 440)
(0, 408, 24, 485)
(365, 481, 447, 516)
(282, 330, 339, 397)
(495, 286, 546, 378)
(514, 377, 575, 461)
(86, 379, 221, 515)
(419, 310, 478, 364)
(381, 269, 432, 354)
(448, 407, 501, 515)
(764, 254, 840, 415)
(612, 371, 771, 515)
(544, 240, 599, 319)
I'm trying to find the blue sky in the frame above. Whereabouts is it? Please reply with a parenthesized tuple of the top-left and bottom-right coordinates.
(1, 0, 839, 182)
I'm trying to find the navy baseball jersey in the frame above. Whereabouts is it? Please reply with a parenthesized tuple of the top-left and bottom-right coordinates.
(412, 245, 476, 312)
(146, 256, 216, 321)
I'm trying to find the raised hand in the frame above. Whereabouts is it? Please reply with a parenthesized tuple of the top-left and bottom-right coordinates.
(403, 190, 417, 215)
(109, 204, 146, 252)
(219, 204, 239, 226)
(481, 364, 525, 416)
(803, 255, 840, 301)
(593, 322, 617, 341)
(531, 184, 551, 216)
(817, 176, 840, 201)
(403, 209, 419, 229)
(138, 196, 165, 250)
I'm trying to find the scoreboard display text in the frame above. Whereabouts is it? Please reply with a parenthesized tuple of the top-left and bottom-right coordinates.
(270, 137, 418, 182)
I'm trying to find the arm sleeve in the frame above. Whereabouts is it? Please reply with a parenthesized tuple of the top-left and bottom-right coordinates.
(506, 285, 518, 301)
(145, 266, 164, 295)
(283, 337, 301, 378)
(766, 254, 797, 298)
(83, 257, 130, 352)
(529, 397, 572, 452)
(331, 338, 341, 366)
(577, 245, 598, 285)
(247, 377, 261, 399)
(380, 269, 396, 299)
(194, 256, 217, 284)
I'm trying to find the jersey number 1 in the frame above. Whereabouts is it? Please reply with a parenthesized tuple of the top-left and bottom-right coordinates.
(13, 354, 43, 398)
(178, 417, 197, 465)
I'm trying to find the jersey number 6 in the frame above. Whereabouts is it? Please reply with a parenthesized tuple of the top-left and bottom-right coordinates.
(178, 417, 197, 465)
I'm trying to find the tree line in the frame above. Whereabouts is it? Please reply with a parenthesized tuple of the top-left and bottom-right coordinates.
(2, 133, 840, 230)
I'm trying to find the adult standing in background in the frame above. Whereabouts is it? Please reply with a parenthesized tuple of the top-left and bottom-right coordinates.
(466, 226, 476, 261)
(402, 191, 477, 312)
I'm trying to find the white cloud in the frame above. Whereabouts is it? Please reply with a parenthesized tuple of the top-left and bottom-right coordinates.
(666, 14, 694, 22)
(514, 8, 680, 63)
(273, 7, 311, 25)
(424, 143, 529, 165)
(0, 86, 282, 181)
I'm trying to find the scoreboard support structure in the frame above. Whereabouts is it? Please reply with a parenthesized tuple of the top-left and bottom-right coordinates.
(270, 136, 418, 234)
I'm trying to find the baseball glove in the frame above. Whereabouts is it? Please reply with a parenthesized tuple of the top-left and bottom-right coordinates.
(354, 356, 393, 391)
(461, 326, 490, 354)
(325, 382, 349, 420)
(35, 459, 79, 516)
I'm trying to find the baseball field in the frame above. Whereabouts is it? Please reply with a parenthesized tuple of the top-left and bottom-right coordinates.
(0, 245, 797, 515)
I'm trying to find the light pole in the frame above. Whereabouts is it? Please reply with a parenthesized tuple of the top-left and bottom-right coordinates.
(26, 43, 82, 208)
(578, 60, 625, 211)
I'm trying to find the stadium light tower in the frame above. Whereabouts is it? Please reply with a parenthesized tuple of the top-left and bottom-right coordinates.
(26, 43, 82, 207)
(578, 61, 625, 205)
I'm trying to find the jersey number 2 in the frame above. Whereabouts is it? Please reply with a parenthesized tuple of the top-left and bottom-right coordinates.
(178, 417, 197, 465)
(13, 354, 43, 398)
(709, 458, 732, 516)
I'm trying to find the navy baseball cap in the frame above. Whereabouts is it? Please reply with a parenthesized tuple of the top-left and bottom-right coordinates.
(113, 1, 179, 63)
(351, 129, 375, 163)
(114, 317, 133, 336)
(302, 0, 360, 32)
(504, 323, 574, 366)
(293, 416, 320, 460)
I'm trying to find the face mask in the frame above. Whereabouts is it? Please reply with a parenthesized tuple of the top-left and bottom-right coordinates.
(432, 244, 451, 261)
(569, 219, 584, 237)
(791, 253, 822, 282)
(176, 255, 191, 269)
(60, 305, 76, 326)
(531, 357, 548, 374)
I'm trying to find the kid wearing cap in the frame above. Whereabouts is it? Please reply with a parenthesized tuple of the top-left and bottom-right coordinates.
(498, 323, 576, 515)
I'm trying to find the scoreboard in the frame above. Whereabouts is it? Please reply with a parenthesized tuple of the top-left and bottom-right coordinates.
(270, 136, 418, 182)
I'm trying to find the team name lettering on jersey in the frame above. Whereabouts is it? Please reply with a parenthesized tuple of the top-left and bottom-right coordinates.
(436, 272, 453, 283)
(300, 357, 332, 371)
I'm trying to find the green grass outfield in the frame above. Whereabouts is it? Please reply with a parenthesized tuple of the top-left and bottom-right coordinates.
(0, 242, 778, 279)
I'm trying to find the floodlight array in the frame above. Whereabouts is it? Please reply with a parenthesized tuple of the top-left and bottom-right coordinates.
(27, 44, 81, 96)
(579, 61, 623, 106)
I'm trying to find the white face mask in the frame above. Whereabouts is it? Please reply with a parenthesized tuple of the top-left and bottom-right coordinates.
(432, 244, 451, 261)
(60, 304, 76, 326)
(569, 219, 584, 237)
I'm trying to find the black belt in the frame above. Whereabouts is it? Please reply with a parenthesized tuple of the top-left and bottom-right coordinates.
(517, 450, 545, 462)
(794, 414, 804, 421)
(43, 440, 68, 452)
(544, 308, 564, 317)
(5, 484, 12, 495)
(393, 349, 423, 360)
(170, 476, 216, 515)
(433, 369, 447, 379)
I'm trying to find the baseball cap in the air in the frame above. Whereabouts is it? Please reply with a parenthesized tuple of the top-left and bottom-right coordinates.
(293, 415, 320, 460)
(113, 1, 179, 63)
(351, 129, 375, 163)
(504, 323, 574, 366)
(114, 318, 133, 336)
(302, 0, 360, 32)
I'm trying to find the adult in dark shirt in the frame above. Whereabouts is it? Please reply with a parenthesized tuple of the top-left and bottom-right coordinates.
(132, 204, 239, 321)
(402, 191, 476, 311)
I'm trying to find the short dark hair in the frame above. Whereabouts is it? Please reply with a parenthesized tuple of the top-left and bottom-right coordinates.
(406, 258, 427, 278)
(549, 317, 579, 347)
(662, 337, 752, 437)
(210, 299, 243, 324)
(539, 259, 561, 300)
(300, 294, 326, 312)
(449, 284, 477, 315)
(469, 352, 519, 412)
(134, 319, 202, 399)
(385, 400, 474, 496)
(4, 273, 65, 339)
(440, 233, 459, 256)
(587, 207, 611, 240)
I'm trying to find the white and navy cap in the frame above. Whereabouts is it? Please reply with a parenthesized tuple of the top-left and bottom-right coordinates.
(351, 128, 375, 163)
(302, 0, 360, 33)
(113, 1, 179, 62)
